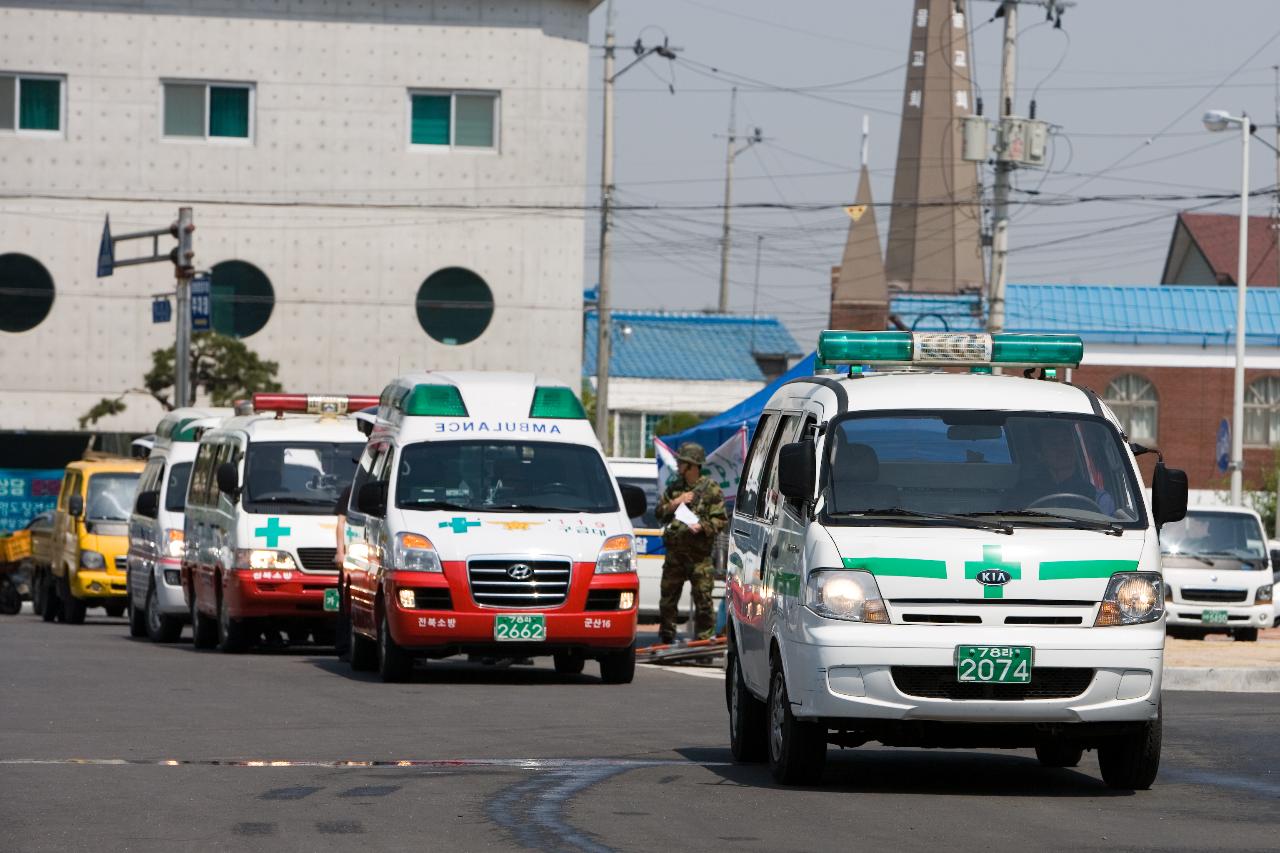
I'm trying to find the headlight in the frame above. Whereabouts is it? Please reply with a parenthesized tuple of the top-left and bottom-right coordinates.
(595, 535, 636, 573)
(1095, 572, 1163, 626)
(805, 570, 888, 623)
(394, 533, 442, 573)
(236, 549, 298, 571)
(1256, 584, 1273, 604)
(80, 550, 105, 569)
(165, 529, 185, 559)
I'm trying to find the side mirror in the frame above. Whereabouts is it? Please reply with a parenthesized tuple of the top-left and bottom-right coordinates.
(357, 481, 388, 517)
(620, 484, 647, 520)
(1152, 461, 1188, 528)
(215, 462, 240, 498)
(778, 441, 816, 501)
(135, 489, 160, 519)
(68, 494, 84, 518)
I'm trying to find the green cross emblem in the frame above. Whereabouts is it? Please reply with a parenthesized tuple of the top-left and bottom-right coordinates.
(964, 544, 1022, 599)
(254, 517, 291, 548)
(439, 517, 481, 534)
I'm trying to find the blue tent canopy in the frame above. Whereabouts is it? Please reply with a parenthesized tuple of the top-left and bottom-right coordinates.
(659, 353, 817, 452)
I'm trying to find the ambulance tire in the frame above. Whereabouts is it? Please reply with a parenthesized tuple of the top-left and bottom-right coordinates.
(1035, 741, 1084, 768)
(767, 660, 826, 786)
(1098, 703, 1162, 790)
(1233, 628, 1259, 642)
(60, 577, 87, 625)
(217, 591, 250, 653)
(377, 608, 413, 683)
(349, 618, 377, 672)
(146, 583, 183, 643)
(40, 573, 59, 622)
(598, 643, 636, 684)
(127, 579, 148, 637)
(553, 652, 585, 675)
(191, 590, 218, 649)
(726, 646, 767, 763)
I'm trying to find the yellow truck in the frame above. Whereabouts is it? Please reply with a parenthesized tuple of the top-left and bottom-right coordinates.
(33, 458, 144, 624)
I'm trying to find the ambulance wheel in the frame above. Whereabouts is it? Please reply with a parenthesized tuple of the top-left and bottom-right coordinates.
(146, 583, 183, 643)
(60, 578, 86, 625)
(726, 646, 767, 762)
(1098, 703, 1162, 790)
(127, 579, 147, 637)
(1035, 741, 1084, 768)
(767, 660, 826, 785)
(349, 617, 377, 672)
(40, 573, 59, 622)
(190, 590, 218, 649)
(1233, 628, 1259, 642)
(377, 609, 413, 683)
(598, 643, 636, 684)
(553, 651, 585, 675)
(217, 592, 250, 653)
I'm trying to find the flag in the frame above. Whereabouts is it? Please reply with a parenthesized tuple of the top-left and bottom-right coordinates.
(654, 425, 749, 502)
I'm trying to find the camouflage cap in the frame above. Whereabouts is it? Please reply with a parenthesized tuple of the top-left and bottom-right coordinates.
(676, 442, 706, 466)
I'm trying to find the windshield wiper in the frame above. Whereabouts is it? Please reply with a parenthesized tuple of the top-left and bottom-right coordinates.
(965, 509, 1123, 537)
(399, 499, 476, 512)
(1199, 551, 1262, 568)
(1161, 552, 1216, 566)
(249, 496, 336, 507)
(831, 507, 1012, 535)
(487, 503, 580, 514)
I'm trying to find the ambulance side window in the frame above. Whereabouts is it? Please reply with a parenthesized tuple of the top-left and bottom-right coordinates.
(347, 443, 386, 518)
(786, 415, 819, 513)
(759, 414, 802, 523)
(189, 443, 216, 509)
(135, 459, 164, 512)
(738, 413, 778, 518)
(214, 444, 242, 514)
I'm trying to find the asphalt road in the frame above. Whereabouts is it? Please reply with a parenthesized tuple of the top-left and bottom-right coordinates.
(2, 612, 1277, 852)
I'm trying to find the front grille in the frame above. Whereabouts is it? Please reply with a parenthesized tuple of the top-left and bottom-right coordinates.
(296, 547, 337, 572)
(901, 614, 981, 624)
(890, 667, 1095, 701)
(585, 590, 622, 611)
(113, 556, 127, 572)
(468, 558, 570, 609)
(413, 588, 453, 610)
(1004, 616, 1083, 625)
(1180, 587, 1247, 604)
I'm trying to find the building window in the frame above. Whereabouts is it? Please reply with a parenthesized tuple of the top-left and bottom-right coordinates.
(415, 267, 494, 346)
(409, 91, 498, 149)
(210, 260, 273, 338)
(1245, 377, 1280, 447)
(0, 73, 63, 133)
(1103, 374, 1158, 443)
(163, 81, 252, 140)
(613, 413, 669, 458)
(0, 253, 55, 332)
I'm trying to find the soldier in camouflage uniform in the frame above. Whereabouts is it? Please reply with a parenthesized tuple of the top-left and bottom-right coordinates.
(655, 442, 728, 643)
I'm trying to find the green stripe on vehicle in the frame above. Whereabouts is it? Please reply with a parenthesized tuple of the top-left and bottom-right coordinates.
(1038, 560, 1138, 580)
(841, 557, 947, 579)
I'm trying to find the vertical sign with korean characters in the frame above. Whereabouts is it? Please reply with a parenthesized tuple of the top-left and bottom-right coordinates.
(190, 272, 212, 332)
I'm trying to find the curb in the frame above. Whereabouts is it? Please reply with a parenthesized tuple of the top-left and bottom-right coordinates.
(1164, 666, 1280, 693)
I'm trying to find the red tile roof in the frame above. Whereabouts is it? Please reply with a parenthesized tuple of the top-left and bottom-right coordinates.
(1178, 212, 1278, 286)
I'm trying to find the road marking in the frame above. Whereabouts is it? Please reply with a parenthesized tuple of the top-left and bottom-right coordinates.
(640, 663, 724, 680)
(0, 756, 728, 768)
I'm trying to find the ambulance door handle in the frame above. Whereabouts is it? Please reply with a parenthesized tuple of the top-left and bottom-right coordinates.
(770, 544, 780, 559)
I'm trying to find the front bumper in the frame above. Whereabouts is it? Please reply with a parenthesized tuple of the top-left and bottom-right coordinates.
(71, 569, 127, 599)
(225, 569, 339, 620)
(153, 559, 189, 615)
(1165, 601, 1273, 631)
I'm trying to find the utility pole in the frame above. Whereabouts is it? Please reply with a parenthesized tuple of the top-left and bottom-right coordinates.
(749, 234, 763, 354)
(594, 0, 616, 447)
(1273, 66, 1279, 535)
(717, 87, 763, 313)
(987, 0, 1017, 335)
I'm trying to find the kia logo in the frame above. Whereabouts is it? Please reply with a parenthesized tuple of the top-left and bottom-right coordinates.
(977, 569, 1011, 586)
(507, 563, 534, 581)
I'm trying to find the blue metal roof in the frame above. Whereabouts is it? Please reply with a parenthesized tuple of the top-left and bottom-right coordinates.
(583, 311, 802, 381)
(893, 284, 1280, 347)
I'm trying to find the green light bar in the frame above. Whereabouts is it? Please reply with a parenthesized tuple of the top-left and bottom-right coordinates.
(818, 331, 912, 364)
(816, 330, 1082, 368)
(989, 334, 1083, 367)
(402, 384, 468, 417)
(530, 387, 587, 419)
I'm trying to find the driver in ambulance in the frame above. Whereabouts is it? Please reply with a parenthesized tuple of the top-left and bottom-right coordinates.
(1020, 422, 1116, 516)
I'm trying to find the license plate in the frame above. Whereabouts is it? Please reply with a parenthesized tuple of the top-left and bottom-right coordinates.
(1201, 609, 1229, 625)
(495, 613, 545, 642)
(322, 588, 340, 612)
(956, 645, 1033, 684)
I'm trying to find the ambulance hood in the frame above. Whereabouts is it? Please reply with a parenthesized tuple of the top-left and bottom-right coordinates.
(396, 509, 631, 564)
(821, 526, 1149, 602)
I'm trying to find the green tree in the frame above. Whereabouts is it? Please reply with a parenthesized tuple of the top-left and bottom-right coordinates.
(79, 332, 282, 428)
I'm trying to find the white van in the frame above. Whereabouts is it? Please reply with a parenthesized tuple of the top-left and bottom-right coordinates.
(725, 331, 1188, 790)
(1160, 507, 1273, 640)
(127, 408, 228, 642)
(183, 394, 373, 652)
(343, 373, 647, 683)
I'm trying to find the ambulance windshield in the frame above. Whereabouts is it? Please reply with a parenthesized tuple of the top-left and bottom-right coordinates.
(242, 442, 364, 515)
(1158, 511, 1267, 564)
(822, 411, 1144, 528)
(395, 440, 619, 514)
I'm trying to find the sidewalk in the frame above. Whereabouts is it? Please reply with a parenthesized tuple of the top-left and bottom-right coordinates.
(1163, 628, 1280, 692)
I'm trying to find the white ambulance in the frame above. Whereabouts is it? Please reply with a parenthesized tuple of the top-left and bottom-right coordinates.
(183, 393, 374, 652)
(725, 331, 1188, 790)
(343, 372, 647, 683)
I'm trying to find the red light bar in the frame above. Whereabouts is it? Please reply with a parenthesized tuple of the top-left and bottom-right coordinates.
(252, 394, 380, 416)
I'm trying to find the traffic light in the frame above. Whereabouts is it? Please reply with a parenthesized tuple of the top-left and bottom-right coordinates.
(167, 208, 195, 274)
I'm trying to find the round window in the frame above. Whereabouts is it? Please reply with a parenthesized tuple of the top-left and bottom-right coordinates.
(210, 260, 274, 338)
(0, 253, 55, 333)
(415, 267, 494, 346)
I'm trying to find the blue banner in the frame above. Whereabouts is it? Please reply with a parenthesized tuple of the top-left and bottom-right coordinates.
(0, 469, 63, 531)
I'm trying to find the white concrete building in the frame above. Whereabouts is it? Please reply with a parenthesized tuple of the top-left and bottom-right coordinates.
(0, 0, 599, 435)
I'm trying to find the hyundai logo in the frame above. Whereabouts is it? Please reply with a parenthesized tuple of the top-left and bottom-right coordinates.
(507, 563, 534, 581)
(976, 569, 1011, 586)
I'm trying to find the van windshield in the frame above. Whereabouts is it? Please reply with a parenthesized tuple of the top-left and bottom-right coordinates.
(821, 411, 1144, 529)
(395, 440, 618, 514)
(243, 442, 364, 515)
(87, 473, 141, 521)
(1159, 511, 1266, 564)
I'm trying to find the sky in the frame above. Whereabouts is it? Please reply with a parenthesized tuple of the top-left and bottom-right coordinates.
(582, 0, 1280, 349)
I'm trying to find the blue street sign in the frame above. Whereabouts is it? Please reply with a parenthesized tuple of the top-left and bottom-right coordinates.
(96, 215, 114, 278)
(152, 297, 171, 324)
(190, 273, 212, 332)
(1215, 418, 1231, 473)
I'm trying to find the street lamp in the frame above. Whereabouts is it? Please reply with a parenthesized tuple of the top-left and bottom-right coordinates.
(1202, 109, 1252, 505)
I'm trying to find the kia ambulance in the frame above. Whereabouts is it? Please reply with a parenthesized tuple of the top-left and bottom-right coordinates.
(183, 394, 373, 652)
(343, 373, 647, 683)
(1160, 506, 1273, 641)
(724, 331, 1188, 790)
(126, 408, 228, 642)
